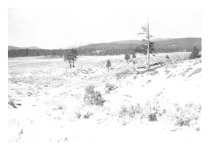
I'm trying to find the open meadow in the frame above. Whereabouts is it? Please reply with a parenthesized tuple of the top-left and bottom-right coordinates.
(8, 52, 202, 147)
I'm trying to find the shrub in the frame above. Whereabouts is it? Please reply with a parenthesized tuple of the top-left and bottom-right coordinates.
(132, 53, 136, 59)
(190, 47, 201, 59)
(8, 99, 17, 108)
(116, 99, 201, 128)
(118, 104, 143, 123)
(124, 54, 130, 62)
(148, 113, 157, 121)
(166, 55, 170, 60)
(64, 49, 78, 68)
(143, 100, 166, 122)
(75, 112, 82, 119)
(104, 83, 117, 94)
(172, 103, 201, 127)
(106, 59, 111, 71)
(83, 85, 105, 106)
(83, 112, 93, 119)
(8, 99, 21, 108)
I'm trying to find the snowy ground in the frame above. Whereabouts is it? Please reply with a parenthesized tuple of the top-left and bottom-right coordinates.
(8, 52, 202, 148)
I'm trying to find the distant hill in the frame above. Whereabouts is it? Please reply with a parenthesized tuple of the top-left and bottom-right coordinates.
(111, 38, 172, 44)
(110, 40, 143, 44)
(8, 46, 41, 51)
(8, 37, 201, 57)
(77, 37, 201, 55)
(65, 43, 92, 49)
(152, 37, 201, 53)
(77, 41, 142, 55)
(8, 46, 21, 50)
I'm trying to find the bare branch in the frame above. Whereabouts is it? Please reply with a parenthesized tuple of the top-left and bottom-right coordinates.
(141, 26, 148, 33)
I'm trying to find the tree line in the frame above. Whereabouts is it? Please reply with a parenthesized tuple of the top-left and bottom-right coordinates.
(8, 44, 197, 58)
(8, 47, 136, 57)
(8, 38, 201, 58)
(8, 49, 68, 58)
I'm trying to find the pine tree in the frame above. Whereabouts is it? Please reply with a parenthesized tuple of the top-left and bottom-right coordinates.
(106, 59, 111, 71)
(64, 49, 78, 68)
(124, 54, 130, 62)
(132, 53, 136, 59)
(190, 47, 201, 59)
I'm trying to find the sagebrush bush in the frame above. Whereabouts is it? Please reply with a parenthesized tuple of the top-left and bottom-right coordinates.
(124, 54, 130, 62)
(83, 85, 105, 106)
(166, 55, 170, 60)
(117, 100, 201, 128)
(132, 53, 136, 59)
(83, 112, 93, 119)
(106, 59, 111, 71)
(118, 104, 143, 124)
(118, 100, 165, 122)
(8, 99, 17, 108)
(143, 100, 166, 121)
(172, 103, 201, 127)
(104, 83, 117, 94)
(190, 47, 201, 59)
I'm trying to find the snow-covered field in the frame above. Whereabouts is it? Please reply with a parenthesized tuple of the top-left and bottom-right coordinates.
(8, 52, 202, 148)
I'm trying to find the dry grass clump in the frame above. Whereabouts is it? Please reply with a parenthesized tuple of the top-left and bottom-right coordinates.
(83, 85, 105, 106)
(118, 104, 143, 125)
(170, 103, 201, 127)
(117, 100, 201, 129)
(104, 83, 117, 94)
(143, 100, 166, 121)
(119, 104, 143, 119)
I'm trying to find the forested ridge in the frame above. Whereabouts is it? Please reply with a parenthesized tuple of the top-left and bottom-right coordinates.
(8, 38, 201, 57)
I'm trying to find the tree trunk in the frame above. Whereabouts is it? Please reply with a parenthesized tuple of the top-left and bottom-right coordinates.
(146, 21, 150, 69)
(146, 40, 150, 68)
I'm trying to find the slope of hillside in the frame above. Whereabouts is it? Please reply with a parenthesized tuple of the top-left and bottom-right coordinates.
(154, 38, 202, 52)
(8, 53, 201, 144)
(8, 38, 201, 57)
(110, 40, 143, 44)
(8, 46, 41, 51)
(8, 46, 21, 50)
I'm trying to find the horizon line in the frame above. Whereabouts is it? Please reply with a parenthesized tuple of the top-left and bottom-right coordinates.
(8, 36, 202, 50)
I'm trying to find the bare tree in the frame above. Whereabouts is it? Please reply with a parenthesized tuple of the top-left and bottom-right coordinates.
(137, 20, 153, 68)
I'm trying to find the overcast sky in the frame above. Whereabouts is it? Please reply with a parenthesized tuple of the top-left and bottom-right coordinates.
(8, 7, 201, 49)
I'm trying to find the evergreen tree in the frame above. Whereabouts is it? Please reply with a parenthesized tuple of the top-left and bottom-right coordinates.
(106, 59, 111, 71)
(166, 55, 170, 60)
(190, 47, 201, 59)
(132, 53, 136, 59)
(64, 49, 78, 68)
(124, 54, 130, 62)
